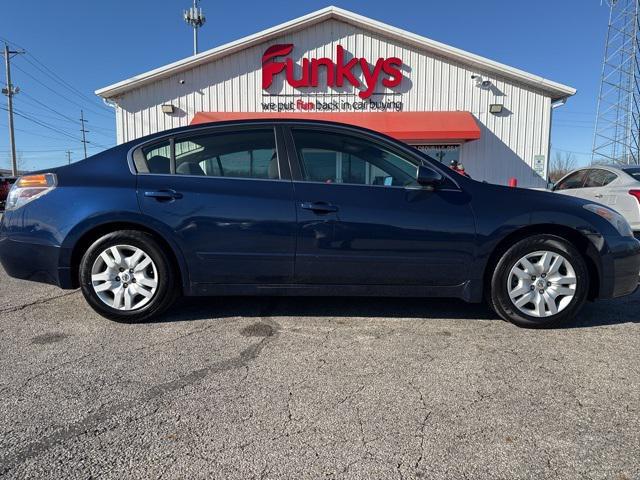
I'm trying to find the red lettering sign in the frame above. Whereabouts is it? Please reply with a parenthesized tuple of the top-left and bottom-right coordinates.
(262, 43, 404, 99)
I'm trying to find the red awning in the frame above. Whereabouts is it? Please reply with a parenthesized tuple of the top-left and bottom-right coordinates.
(190, 111, 481, 143)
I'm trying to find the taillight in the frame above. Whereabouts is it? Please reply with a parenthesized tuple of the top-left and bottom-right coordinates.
(5, 173, 57, 211)
(629, 189, 640, 204)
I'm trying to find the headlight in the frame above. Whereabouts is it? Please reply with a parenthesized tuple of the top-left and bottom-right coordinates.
(5, 173, 57, 211)
(584, 203, 634, 237)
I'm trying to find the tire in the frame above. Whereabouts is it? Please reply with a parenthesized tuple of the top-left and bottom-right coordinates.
(489, 234, 589, 328)
(79, 230, 177, 322)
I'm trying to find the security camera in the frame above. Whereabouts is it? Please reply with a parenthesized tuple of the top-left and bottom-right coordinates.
(472, 75, 492, 89)
(179, 79, 185, 84)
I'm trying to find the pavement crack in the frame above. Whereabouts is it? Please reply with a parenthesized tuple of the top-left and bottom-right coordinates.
(0, 317, 281, 476)
(0, 290, 80, 314)
(408, 380, 432, 471)
(1, 352, 94, 395)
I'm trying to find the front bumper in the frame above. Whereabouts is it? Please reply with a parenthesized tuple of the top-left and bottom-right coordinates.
(598, 235, 640, 299)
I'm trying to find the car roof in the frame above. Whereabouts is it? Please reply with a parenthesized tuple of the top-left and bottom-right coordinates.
(567, 165, 624, 175)
(121, 118, 423, 155)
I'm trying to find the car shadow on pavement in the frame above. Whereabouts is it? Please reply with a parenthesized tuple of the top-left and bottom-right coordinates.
(149, 292, 640, 329)
(563, 296, 640, 329)
(154, 296, 498, 324)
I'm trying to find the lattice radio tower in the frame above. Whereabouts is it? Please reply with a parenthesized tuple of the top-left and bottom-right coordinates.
(592, 0, 640, 165)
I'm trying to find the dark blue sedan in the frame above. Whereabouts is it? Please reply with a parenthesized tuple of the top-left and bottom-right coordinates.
(1, 120, 639, 327)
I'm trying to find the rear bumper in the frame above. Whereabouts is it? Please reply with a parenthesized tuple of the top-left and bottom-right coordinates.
(598, 235, 640, 299)
(0, 235, 72, 288)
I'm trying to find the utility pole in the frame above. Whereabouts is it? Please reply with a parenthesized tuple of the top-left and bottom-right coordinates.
(184, 0, 206, 55)
(79, 110, 88, 159)
(2, 43, 25, 176)
(66, 150, 72, 165)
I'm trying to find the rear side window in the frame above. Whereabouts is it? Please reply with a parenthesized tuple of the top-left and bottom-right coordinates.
(583, 169, 617, 188)
(175, 130, 278, 179)
(134, 129, 279, 180)
(555, 170, 588, 190)
(141, 141, 171, 174)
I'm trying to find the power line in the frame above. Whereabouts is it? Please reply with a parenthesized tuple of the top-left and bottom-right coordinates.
(1, 104, 80, 138)
(20, 91, 78, 123)
(10, 104, 115, 138)
(1, 104, 112, 150)
(0, 35, 111, 114)
(551, 147, 593, 156)
(0, 124, 94, 142)
(16, 92, 116, 139)
(0, 147, 84, 152)
(13, 104, 109, 130)
(21, 54, 112, 112)
(2, 102, 115, 147)
(11, 61, 114, 119)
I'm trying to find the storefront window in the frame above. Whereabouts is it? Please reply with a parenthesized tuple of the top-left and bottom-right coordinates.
(412, 144, 460, 165)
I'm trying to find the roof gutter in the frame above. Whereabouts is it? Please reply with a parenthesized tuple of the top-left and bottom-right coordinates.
(95, 6, 577, 102)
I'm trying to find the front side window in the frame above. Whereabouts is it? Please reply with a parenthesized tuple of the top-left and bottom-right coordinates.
(175, 129, 279, 179)
(291, 129, 418, 187)
(555, 170, 588, 191)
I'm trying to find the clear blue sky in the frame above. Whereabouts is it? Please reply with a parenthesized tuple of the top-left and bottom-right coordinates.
(0, 0, 608, 171)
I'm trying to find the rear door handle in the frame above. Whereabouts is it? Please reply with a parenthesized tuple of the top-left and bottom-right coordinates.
(594, 194, 603, 198)
(300, 201, 339, 213)
(144, 189, 183, 201)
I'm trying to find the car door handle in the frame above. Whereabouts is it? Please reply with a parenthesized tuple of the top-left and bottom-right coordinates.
(144, 189, 183, 201)
(300, 201, 339, 213)
(594, 193, 603, 198)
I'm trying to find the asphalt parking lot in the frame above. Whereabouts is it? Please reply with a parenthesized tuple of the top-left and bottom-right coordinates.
(0, 273, 639, 479)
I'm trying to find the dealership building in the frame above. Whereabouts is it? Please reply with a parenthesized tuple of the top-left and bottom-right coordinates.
(96, 6, 575, 188)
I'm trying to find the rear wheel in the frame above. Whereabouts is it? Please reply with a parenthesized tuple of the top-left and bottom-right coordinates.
(490, 235, 589, 328)
(79, 230, 177, 322)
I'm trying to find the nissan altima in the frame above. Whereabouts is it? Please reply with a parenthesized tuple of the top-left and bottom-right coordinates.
(1, 120, 639, 328)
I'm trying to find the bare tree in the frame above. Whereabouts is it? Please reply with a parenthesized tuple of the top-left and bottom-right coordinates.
(549, 151, 576, 182)
(16, 151, 27, 173)
(1, 150, 27, 175)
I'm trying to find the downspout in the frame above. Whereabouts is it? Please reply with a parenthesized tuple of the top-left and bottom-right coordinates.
(547, 96, 569, 187)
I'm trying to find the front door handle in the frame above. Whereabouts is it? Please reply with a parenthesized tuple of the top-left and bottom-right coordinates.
(594, 193, 604, 198)
(144, 189, 183, 201)
(300, 201, 339, 214)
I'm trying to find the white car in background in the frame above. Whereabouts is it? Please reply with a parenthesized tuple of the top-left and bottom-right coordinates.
(552, 165, 640, 235)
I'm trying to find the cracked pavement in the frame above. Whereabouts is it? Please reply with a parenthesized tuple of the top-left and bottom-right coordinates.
(0, 273, 639, 479)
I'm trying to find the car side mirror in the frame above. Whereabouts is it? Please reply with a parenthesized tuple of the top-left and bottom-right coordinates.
(417, 165, 444, 187)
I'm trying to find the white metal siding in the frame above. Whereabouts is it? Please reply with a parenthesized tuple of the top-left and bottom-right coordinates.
(113, 19, 553, 188)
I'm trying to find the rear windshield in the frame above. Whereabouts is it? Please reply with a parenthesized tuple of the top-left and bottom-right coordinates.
(624, 168, 640, 181)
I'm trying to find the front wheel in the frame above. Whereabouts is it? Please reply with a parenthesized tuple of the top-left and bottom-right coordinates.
(490, 235, 589, 328)
(79, 230, 177, 322)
